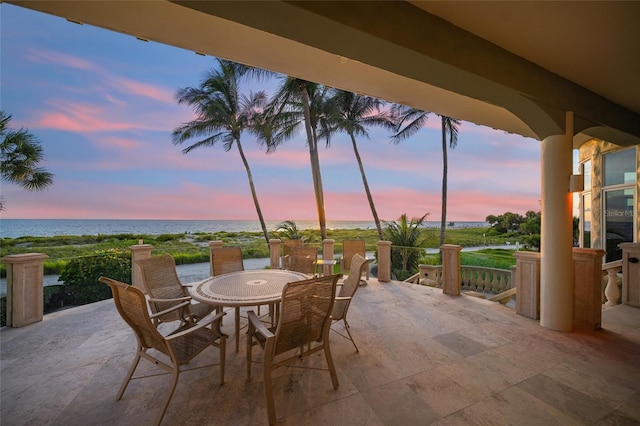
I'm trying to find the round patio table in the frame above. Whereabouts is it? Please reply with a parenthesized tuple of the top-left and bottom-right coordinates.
(191, 270, 309, 351)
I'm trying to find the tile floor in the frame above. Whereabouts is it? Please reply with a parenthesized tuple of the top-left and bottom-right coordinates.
(1, 278, 639, 425)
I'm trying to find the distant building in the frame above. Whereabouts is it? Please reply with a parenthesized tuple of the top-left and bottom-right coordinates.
(577, 141, 639, 262)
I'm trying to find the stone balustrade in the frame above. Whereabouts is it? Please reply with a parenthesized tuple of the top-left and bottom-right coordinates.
(602, 260, 623, 307)
(460, 266, 513, 295)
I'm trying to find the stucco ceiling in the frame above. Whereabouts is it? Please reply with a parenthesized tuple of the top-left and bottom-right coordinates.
(411, 1, 640, 116)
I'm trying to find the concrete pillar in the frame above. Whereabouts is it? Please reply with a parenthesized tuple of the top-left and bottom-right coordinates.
(269, 239, 281, 270)
(441, 244, 462, 296)
(2, 253, 48, 327)
(130, 243, 153, 293)
(515, 251, 541, 319)
(208, 240, 224, 276)
(540, 111, 575, 331)
(376, 241, 391, 282)
(621, 243, 640, 307)
(322, 239, 335, 276)
(572, 248, 606, 330)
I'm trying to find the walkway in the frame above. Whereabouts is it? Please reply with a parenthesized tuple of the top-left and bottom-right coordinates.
(2, 279, 639, 425)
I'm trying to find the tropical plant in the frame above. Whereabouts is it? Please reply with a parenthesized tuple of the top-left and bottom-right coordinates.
(273, 220, 303, 240)
(325, 90, 396, 240)
(0, 111, 54, 211)
(58, 249, 131, 306)
(259, 78, 331, 239)
(384, 213, 428, 279)
(392, 106, 460, 259)
(172, 59, 271, 243)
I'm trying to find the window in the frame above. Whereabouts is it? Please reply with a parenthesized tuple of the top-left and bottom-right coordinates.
(602, 148, 636, 262)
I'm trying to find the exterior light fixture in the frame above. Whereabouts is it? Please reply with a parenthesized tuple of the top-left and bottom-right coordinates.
(569, 174, 584, 192)
(136, 37, 149, 42)
(66, 18, 83, 25)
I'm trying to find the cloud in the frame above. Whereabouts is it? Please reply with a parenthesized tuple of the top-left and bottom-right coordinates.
(24, 48, 96, 70)
(109, 77, 175, 104)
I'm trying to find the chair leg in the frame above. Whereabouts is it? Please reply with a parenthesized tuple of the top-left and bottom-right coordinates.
(235, 307, 241, 352)
(323, 342, 340, 390)
(157, 367, 180, 425)
(246, 327, 253, 380)
(343, 318, 359, 352)
(263, 360, 277, 425)
(219, 335, 226, 385)
(117, 346, 142, 400)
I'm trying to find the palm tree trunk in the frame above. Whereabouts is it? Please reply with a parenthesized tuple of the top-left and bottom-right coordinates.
(299, 81, 327, 239)
(350, 133, 383, 240)
(439, 116, 448, 262)
(236, 138, 270, 243)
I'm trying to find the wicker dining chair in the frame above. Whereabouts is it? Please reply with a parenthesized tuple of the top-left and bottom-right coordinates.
(340, 239, 369, 281)
(211, 246, 256, 351)
(331, 254, 369, 352)
(246, 274, 341, 425)
(281, 238, 304, 269)
(136, 254, 214, 325)
(287, 246, 318, 275)
(99, 276, 226, 426)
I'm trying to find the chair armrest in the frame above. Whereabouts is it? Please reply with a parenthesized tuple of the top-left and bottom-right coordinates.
(148, 296, 192, 303)
(166, 311, 226, 340)
(247, 310, 274, 339)
(150, 301, 191, 319)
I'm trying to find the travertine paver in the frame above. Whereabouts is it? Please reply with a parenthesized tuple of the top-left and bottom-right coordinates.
(1, 279, 639, 425)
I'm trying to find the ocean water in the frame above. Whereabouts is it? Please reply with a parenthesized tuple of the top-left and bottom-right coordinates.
(0, 219, 488, 238)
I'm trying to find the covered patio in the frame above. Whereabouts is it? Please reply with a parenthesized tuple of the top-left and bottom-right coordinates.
(2, 278, 639, 425)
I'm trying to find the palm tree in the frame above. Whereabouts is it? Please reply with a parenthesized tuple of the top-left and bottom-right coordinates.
(325, 90, 396, 240)
(172, 59, 271, 243)
(438, 115, 461, 250)
(383, 213, 428, 278)
(391, 105, 460, 259)
(259, 78, 331, 239)
(0, 111, 54, 211)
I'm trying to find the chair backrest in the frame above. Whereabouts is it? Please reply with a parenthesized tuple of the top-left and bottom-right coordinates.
(342, 239, 366, 271)
(332, 254, 369, 320)
(288, 246, 318, 275)
(136, 254, 186, 322)
(274, 274, 340, 356)
(99, 276, 168, 355)
(211, 246, 244, 276)
(282, 239, 304, 269)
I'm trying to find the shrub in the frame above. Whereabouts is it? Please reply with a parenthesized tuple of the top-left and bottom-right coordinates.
(59, 249, 131, 306)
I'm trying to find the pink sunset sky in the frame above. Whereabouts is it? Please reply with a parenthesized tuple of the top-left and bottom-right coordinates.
(1, 4, 542, 224)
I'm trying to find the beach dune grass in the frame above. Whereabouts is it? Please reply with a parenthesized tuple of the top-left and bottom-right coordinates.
(1, 227, 516, 277)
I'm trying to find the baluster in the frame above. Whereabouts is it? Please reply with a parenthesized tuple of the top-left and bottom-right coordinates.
(604, 266, 621, 307)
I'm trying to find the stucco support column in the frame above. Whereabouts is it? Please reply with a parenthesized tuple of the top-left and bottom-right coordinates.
(322, 239, 335, 276)
(441, 244, 462, 296)
(269, 239, 281, 269)
(376, 241, 391, 282)
(208, 240, 224, 276)
(621, 243, 640, 307)
(514, 251, 541, 319)
(572, 248, 606, 330)
(540, 111, 575, 331)
(2, 253, 48, 327)
(130, 243, 153, 292)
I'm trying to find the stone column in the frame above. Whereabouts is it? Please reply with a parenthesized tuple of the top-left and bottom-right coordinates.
(208, 240, 224, 276)
(572, 248, 606, 330)
(441, 244, 462, 296)
(376, 241, 391, 282)
(269, 239, 281, 269)
(2, 253, 48, 327)
(514, 251, 541, 320)
(621, 243, 640, 307)
(130, 243, 153, 292)
(322, 239, 335, 276)
(540, 111, 575, 331)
